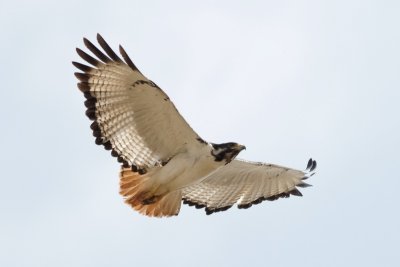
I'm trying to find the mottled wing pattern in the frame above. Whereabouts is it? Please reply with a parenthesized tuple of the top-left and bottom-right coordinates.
(73, 34, 200, 171)
(182, 158, 317, 214)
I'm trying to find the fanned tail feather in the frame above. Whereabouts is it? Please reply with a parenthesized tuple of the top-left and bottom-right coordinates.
(119, 167, 181, 217)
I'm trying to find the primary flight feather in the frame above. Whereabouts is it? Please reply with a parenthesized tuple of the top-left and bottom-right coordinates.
(73, 34, 317, 217)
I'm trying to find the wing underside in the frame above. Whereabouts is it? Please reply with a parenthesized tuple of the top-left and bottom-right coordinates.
(73, 34, 202, 172)
(182, 158, 317, 214)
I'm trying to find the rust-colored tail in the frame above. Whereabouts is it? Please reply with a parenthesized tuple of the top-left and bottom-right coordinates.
(119, 167, 182, 217)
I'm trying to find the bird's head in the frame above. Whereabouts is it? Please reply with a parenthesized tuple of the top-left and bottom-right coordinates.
(211, 142, 246, 164)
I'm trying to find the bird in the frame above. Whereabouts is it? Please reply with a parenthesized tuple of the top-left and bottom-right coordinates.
(73, 34, 317, 217)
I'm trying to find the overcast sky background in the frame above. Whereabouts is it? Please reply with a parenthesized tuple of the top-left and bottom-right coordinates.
(1, 1, 399, 266)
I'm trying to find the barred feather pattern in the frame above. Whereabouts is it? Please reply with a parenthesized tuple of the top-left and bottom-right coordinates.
(73, 34, 318, 217)
(73, 34, 200, 171)
(182, 158, 316, 215)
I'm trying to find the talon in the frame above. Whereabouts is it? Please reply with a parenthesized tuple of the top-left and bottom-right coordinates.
(142, 196, 158, 205)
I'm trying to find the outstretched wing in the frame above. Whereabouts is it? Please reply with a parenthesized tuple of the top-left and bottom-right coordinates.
(73, 34, 201, 172)
(182, 158, 317, 214)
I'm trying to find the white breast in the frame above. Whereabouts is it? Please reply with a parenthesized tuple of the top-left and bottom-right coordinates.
(151, 144, 225, 194)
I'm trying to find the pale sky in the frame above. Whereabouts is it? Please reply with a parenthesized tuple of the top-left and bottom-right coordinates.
(1, 1, 399, 266)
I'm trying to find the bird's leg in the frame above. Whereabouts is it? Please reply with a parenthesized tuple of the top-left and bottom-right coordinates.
(138, 185, 167, 205)
(141, 192, 170, 205)
(142, 195, 160, 205)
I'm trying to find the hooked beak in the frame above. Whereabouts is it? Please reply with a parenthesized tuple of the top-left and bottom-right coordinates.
(237, 144, 246, 151)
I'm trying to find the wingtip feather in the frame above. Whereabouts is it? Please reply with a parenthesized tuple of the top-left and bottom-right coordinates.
(310, 160, 317, 172)
(119, 44, 141, 72)
(96, 33, 123, 62)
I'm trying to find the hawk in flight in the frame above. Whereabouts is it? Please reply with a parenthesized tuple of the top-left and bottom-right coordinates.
(73, 34, 317, 217)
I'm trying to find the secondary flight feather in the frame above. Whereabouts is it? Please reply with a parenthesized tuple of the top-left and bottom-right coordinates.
(73, 34, 317, 217)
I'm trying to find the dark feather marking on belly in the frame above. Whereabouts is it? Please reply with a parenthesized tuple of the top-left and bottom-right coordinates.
(196, 137, 207, 145)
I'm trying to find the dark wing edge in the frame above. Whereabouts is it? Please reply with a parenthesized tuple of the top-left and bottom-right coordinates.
(73, 34, 206, 175)
(72, 34, 145, 171)
(182, 158, 317, 215)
